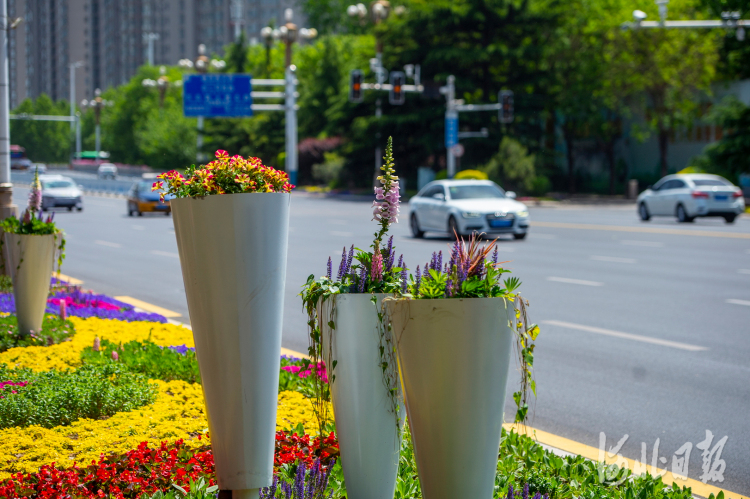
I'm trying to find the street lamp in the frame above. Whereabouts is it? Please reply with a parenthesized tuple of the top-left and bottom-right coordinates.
(142, 66, 182, 108)
(80, 88, 113, 165)
(178, 45, 226, 162)
(261, 9, 317, 68)
(178, 44, 226, 74)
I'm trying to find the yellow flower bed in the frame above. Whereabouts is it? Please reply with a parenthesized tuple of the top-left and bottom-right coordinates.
(0, 316, 331, 479)
(0, 317, 194, 371)
(0, 381, 328, 480)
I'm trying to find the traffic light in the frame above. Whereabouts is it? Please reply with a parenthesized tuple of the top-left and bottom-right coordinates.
(349, 70, 364, 103)
(499, 90, 514, 124)
(389, 71, 405, 105)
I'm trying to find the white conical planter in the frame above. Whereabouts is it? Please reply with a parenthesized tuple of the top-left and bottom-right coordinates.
(172, 193, 290, 496)
(386, 297, 515, 499)
(4, 233, 56, 335)
(319, 293, 403, 499)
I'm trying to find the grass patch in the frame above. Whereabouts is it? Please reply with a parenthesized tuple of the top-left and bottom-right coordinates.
(0, 314, 75, 353)
(0, 363, 158, 429)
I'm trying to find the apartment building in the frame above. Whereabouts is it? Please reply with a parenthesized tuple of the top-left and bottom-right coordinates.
(8, 0, 305, 109)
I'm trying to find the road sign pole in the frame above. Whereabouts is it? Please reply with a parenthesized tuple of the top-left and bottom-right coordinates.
(75, 113, 81, 160)
(285, 65, 298, 186)
(442, 75, 458, 179)
(196, 116, 204, 163)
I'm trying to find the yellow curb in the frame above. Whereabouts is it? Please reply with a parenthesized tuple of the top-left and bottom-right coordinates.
(52, 272, 83, 285)
(504, 424, 748, 499)
(114, 296, 182, 318)
(532, 221, 750, 239)
(281, 347, 309, 359)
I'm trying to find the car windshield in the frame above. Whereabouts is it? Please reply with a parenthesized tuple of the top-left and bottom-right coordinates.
(448, 184, 505, 200)
(693, 179, 731, 187)
(139, 181, 160, 191)
(41, 180, 75, 189)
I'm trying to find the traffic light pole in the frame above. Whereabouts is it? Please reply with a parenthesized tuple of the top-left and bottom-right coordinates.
(440, 75, 513, 178)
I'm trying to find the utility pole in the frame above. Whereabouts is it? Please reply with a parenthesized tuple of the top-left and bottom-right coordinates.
(143, 33, 160, 66)
(231, 0, 244, 41)
(285, 65, 298, 186)
(68, 61, 84, 133)
(0, 0, 16, 221)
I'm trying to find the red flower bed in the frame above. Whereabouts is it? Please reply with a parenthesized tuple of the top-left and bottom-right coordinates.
(275, 431, 339, 468)
(0, 432, 339, 498)
(0, 439, 215, 498)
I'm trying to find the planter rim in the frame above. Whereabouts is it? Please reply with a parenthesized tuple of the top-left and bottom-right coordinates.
(171, 192, 291, 202)
(386, 296, 515, 305)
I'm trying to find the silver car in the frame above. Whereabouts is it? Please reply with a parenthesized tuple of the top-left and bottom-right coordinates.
(39, 174, 84, 212)
(637, 174, 744, 223)
(409, 180, 530, 239)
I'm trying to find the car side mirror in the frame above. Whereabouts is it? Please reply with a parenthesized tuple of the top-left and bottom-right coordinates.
(433, 193, 445, 201)
(506, 191, 517, 199)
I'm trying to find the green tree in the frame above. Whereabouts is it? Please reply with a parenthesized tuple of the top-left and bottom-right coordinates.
(692, 96, 750, 180)
(10, 95, 72, 163)
(481, 136, 537, 193)
(609, 0, 720, 177)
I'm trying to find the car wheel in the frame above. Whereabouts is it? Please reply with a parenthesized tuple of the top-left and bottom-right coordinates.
(448, 216, 461, 239)
(164, 211, 170, 216)
(513, 233, 527, 240)
(41, 206, 48, 212)
(77, 206, 83, 212)
(67, 206, 73, 212)
(676, 204, 693, 223)
(410, 214, 424, 238)
(724, 214, 737, 224)
(639, 203, 651, 221)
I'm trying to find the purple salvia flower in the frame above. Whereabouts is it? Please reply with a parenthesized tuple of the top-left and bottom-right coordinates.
(336, 247, 346, 281)
(385, 236, 394, 271)
(532, 494, 542, 499)
(543, 494, 549, 499)
(492, 245, 499, 266)
(430, 252, 437, 271)
(437, 250, 443, 272)
(358, 266, 368, 293)
(345, 245, 354, 276)
(401, 264, 407, 293)
(446, 278, 453, 297)
(294, 461, 305, 498)
(396, 254, 404, 270)
(506, 485, 514, 499)
(414, 265, 421, 294)
(476, 258, 485, 278)
(326, 257, 332, 280)
(523, 483, 530, 499)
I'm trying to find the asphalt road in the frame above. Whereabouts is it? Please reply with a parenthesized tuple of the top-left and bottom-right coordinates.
(10, 186, 750, 494)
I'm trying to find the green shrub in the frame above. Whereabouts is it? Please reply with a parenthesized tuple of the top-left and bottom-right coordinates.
(0, 314, 75, 353)
(81, 339, 201, 384)
(455, 169, 488, 180)
(0, 363, 158, 429)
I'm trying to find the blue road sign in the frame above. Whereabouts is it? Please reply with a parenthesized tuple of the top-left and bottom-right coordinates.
(183, 74, 253, 117)
(445, 115, 458, 148)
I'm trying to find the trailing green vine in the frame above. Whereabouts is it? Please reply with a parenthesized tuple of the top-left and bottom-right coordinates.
(299, 137, 407, 440)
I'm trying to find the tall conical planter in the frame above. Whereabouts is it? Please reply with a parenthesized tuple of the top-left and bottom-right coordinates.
(172, 193, 290, 497)
(4, 233, 56, 335)
(386, 297, 515, 499)
(319, 294, 403, 499)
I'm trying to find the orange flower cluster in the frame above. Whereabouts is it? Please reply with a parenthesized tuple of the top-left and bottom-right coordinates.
(154, 150, 294, 200)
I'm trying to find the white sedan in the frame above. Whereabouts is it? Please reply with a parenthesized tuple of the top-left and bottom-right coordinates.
(409, 180, 530, 239)
(637, 174, 744, 224)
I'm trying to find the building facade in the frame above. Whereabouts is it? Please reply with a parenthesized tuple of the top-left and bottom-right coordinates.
(8, 0, 305, 109)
